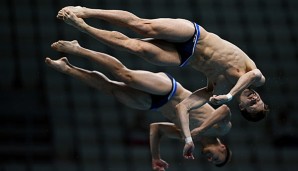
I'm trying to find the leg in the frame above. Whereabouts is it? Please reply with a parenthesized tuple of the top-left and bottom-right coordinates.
(58, 7, 195, 42)
(56, 10, 181, 66)
(45, 57, 152, 110)
(51, 40, 173, 95)
(45, 56, 115, 93)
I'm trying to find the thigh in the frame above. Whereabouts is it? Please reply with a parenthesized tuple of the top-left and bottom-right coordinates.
(124, 71, 173, 96)
(142, 18, 195, 42)
(111, 81, 152, 110)
(132, 38, 181, 66)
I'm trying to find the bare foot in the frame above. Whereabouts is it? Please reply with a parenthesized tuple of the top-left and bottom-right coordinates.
(51, 40, 81, 54)
(58, 6, 88, 18)
(45, 57, 72, 73)
(57, 9, 87, 32)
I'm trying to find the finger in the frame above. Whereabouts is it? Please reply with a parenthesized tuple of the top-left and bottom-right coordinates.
(210, 100, 216, 105)
(185, 154, 194, 160)
(184, 154, 191, 159)
(190, 155, 195, 159)
(156, 166, 164, 171)
(153, 166, 160, 170)
(213, 99, 220, 103)
(162, 162, 168, 167)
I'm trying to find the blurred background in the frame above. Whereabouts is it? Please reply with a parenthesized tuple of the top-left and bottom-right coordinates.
(1, 0, 298, 170)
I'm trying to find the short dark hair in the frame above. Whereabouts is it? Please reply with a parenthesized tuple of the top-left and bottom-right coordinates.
(240, 104, 270, 122)
(215, 146, 232, 167)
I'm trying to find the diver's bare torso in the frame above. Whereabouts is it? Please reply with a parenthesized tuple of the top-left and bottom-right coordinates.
(189, 26, 258, 94)
(157, 84, 226, 137)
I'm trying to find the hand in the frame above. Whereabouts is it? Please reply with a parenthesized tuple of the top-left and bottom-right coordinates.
(209, 94, 230, 105)
(183, 142, 195, 159)
(152, 158, 169, 171)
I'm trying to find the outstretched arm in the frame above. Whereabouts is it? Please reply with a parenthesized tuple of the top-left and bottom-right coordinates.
(210, 69, 265, 105)
(175, 87, 213, 158)
(150, 122, 181, 171)
(191, 104, 232, 137)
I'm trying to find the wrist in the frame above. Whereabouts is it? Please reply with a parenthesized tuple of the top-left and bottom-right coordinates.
(226, 93, 233, 101)
(185, 137, 193, 143)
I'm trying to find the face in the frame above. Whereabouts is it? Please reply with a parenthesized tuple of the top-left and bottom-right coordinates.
(202, 144, 226, 165)
(239, 88, 265, 113)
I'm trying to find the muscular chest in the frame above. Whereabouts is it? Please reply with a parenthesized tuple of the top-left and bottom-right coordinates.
(211, 75, 233, 95)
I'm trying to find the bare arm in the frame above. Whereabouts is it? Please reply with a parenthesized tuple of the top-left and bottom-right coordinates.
(175, 87, 213, 140)
(150, 122, 181, 159)
(175, 87, 212, 159)
(150, 122, 181, 171)
(210, 69, 265, 104)
(191, 105, 232, 137)
(229, 69, 265, 96)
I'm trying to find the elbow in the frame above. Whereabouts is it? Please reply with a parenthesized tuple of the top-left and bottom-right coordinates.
(220, 104, 230, 113)
(252, 69, 265, 86)
(150, 123, 162, 137)
(252, 69, 263, 80)
(150, 123, 159, 132)
(220, 104, 231, 118)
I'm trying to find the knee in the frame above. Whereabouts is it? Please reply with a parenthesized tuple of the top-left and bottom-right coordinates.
(113, 68, 135, 85)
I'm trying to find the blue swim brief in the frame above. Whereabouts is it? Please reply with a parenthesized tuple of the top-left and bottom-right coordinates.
(150, 73, 178, 110)
(175, 22, 200, 67)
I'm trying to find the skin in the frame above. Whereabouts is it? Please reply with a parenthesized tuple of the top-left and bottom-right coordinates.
(238, 88, 265, 113)
(46, 40, 232, 170)
(56, 6, 264, 158)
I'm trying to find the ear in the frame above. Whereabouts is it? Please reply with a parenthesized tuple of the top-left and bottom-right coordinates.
(220, 144, 226, 150)
(239, 103, 245, 110)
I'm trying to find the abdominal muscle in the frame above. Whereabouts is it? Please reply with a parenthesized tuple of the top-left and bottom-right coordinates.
(193, 28, 253, 72)
(189, 31, 256, 95)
